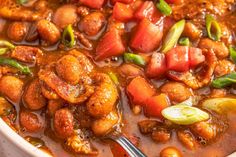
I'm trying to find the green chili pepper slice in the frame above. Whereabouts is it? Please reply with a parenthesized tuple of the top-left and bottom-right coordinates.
(205, 14, 221, 41)
(156, 0, 172, 16)
(124, 53, 146, 66)
(0, 48, 9, 55)
(0, 58, 31, 75)
(229, 46, 236, 63)
(211, 72, 236, 88)
(161, 19, 185, 53)
(202, 98, 236, 114)
(108, 72, 119, 85)
(162, 104, 209, 125)
(178, 37, 190, 46)
(62, 24, 75, 48)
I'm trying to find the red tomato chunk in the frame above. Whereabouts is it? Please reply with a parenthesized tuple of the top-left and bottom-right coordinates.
(130, 18, 163, 53)
(80, 0, 105, 9)
(113, 3, 134, 22)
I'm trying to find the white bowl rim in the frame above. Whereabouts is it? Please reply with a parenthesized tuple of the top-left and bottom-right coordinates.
(0, 118, 50, 157)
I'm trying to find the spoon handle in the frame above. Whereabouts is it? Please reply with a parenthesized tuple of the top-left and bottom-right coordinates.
(114, 135, 147, 157)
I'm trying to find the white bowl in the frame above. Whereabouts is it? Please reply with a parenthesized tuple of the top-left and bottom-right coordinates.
(0, 118, 50, 157)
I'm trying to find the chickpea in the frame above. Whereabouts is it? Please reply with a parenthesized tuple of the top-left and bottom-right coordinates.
(160, 147, 182, 157)
(20, 111, 43, 133)
(7, 22, 27, 42)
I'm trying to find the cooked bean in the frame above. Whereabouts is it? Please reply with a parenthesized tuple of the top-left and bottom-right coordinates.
(41, 83, 59, 100)
(0, 76, 23, 103)
(214, 60, 235, 77)
(210, 89, 227, 98)
(160, 147, 182, 157)
(177, 130, 198, 150)
(161, 82, 192, 103)
(151, 128, 171, 143)
(75, 32, 93, 49)
(47, 99, 63, 116)
(79, 12, 105, 36)
(92, 111, 119, 136)
(198, 38, 229, 59)
(54, 108, 74, 139)
(37, 19, 61, 45)
(118, 63, 143, 78)
(138, 120, 159, 134)
(190, 121, 215, 140)
(7, 22, 27, 42)
(53, 5, 78, 29)
(56, 55, 83, 85)
(87, 73, 118, 118)
(23, 79, 46, 110)
(20, 110, 42, 132)
(183, 22, 201, 40)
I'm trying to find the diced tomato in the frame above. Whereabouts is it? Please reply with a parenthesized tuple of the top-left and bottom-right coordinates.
(189, 47, 205, 68)
(130, 18, 163, 53)
(127, 76, 156, 106)
(112, 0, 134, 4)
(96, 29, 125, 60)
(146, 53, 167, 78)
(165, 0, 183, 4)
(144, 94, 170, 118)
(80, 0, 104, 9)
(134, 1, 162, 23)
(166, 46, 189, 72)
(113, 3, 134, 22)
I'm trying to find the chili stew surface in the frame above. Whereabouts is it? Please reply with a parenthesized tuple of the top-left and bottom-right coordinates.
(0, 0, 236, 157)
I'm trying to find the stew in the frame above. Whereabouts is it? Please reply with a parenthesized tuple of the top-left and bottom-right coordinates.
(0, 0, 236, 157)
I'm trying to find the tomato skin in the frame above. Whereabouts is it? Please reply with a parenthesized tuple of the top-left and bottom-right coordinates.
(166, 46, 189, 72)
(134, 1, 162, 23)
(189, 47, 205, 68)
(144, 94, 170, 118)
(113, 3, 134, 22)
(80, 0, 105, 9)
(165, 0, 183, 4)
(96, 29, 125, 60)
(130, 18, 163, 53)
(146, 53, 167, 78)
(112, 0, 134, 4)
(127, 76, 156, 106)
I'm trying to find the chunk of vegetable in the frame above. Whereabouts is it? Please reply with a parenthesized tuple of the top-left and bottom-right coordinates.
(0, 58, 31, 75)
(130, 18, 163, 53)
(205, 14, 221, 41)
(189, 47, 205, 68)
(229, 46, 236, 63)
(156, 0, 172, 16)
(161, 19, 185, 53)
(202, 98, 236, 114)
(113, 3, 134, 22)
(127, 76, 155, 106)
(146, 53, 167, 78)
(0, 40, 15, 49)
(108, 72, 119, 85)
(166, 46, 189, 72)
(212, 72, 236, 88)
(124, 53, 146, 66)
(0, 48, 9, 55)
(161, 104, 209, 125)
(144, 94, 170, 118)
(80, 0, 105, 9)
(179, 37, 190, 46)
(62, 24, 75, 48)
(96, 29, 125, 60)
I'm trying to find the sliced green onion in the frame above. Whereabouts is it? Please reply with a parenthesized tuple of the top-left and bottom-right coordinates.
(124, 53, 146, 66)
(211, 72, 236, 88)
(0, 58, 31, 75)
(0, 40, 15, 49)
(0, 48, 9, 55)
(156, 0, 172, 16)
(202, 98, 236, 114)
(17, 0, 28, 5)
(162, 104, 209, 125)
(108, 72, 119, 85)
(161, 19, 185, 53)
(229, 46, 236, 63)
(62, 24, 75, 48)
(205, 14, 221, 41)
(179, 37, 190, 46)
